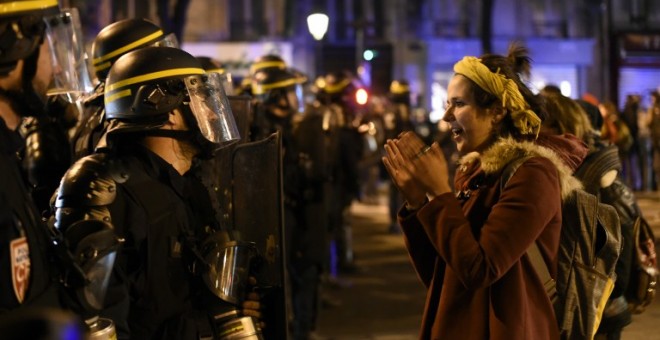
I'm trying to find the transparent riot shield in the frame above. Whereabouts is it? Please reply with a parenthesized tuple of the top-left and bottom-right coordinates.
(199, 95, 254, 228)
(231, 132, 287, 340)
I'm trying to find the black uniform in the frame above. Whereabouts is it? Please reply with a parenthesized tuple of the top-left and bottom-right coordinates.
(0, 118, 61, 314)
(70, 84, 107, 162)
(0, 89, 73, 215)
(57, 146, 222, 339)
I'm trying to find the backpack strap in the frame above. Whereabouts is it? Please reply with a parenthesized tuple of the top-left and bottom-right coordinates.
(501, 156, 558, 303)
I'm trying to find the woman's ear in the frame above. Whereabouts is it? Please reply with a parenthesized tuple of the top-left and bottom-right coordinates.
(490, 107, 506, 125)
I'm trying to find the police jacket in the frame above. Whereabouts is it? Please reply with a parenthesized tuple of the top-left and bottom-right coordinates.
(18, 96, 73, 215)
(70, 84, 107, 162)
(0, 118, 61, 314)
(57, 145, 219, 340)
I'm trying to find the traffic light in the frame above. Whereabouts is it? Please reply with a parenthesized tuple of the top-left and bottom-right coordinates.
(363, 49, 378, 61)
(355, 88, 368, 105)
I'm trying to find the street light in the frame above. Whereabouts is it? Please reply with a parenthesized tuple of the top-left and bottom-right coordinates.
(307, 13, 329, 41)
(307, 13, 329, 78)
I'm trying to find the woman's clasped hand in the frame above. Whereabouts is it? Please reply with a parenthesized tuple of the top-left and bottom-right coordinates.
(382, 131, 452, 210)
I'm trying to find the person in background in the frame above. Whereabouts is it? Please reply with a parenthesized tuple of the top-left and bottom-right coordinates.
(316, 70, 365, 276)
(647, 91, 660, 190)
(71, 18, 177, 162)
(621, 94, 643, 190)
(250, 64, 325, 340)
(196, 56, 234, 95)
(383, 43, 585, 339)
(383, 80, 414, 233)
(636, 93, 654, 191)
(541, 92, 639, 340)
(600, 101, 634, 179)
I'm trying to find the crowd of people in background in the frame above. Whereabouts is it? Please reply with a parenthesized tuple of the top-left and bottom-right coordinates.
(587, 91, 660, 193)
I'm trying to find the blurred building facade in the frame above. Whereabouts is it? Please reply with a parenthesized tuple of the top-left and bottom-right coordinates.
(68, 0, 660, 113)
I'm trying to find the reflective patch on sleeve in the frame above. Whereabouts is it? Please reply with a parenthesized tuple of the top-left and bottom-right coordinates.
(10, 237, 30, 303)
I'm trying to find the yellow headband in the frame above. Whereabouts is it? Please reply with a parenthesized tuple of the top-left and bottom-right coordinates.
(453, 56, 541, 137)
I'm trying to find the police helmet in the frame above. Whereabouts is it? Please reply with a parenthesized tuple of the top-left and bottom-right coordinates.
(252, 66, 306, 113)
(196, 56, 224, 74)
(389, 79, 411, 104)
(249, 54, 286, 77)
(92, 18, 177, 81)
(104, 46, 239, 146)
(317, 70, 361, 106)
(196, 56, 234, 95)
(0, 0, 59, 74)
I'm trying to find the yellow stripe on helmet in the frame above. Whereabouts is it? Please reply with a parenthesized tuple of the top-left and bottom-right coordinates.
(324, 78, 351, 94)
(93, 30, 164, 66)
(0, 0, 58, 15)
(250, 60, 286, 74)
(94, 61, 112, 73)
(390, 81, 410, 94)
(252, 78, 299, 95)
(104, 89, 132, 105)
(106, 67, 205, 93)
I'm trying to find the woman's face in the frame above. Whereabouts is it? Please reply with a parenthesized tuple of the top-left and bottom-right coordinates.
(443, 74, 496, 154)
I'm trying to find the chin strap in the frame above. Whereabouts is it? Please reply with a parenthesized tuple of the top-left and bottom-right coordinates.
(141, 128, 218, 159)
(141, 129, 194, 140)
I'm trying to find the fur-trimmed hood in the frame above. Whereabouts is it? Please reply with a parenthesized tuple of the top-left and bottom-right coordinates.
(457, 135, 586, 200)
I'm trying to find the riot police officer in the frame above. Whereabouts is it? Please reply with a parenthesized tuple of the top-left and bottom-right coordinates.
(0, 0, 91, 214)
(0, 0, 81, 316)
(384, 79, 414, 233)
(71, 18, 177, 162)
(316, 70, 365, 274)
(54, 46, 262, 339)
(250, 65, 325, 339)
(236, 54, 289, 97)
(196, 56, 235, 95)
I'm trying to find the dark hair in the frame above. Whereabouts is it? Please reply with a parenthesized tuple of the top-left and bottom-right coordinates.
(651, 91, 660, 102)
(541, 84, 562, 96)
(465, 42, 545, 140)
(575, 99, 604, 130)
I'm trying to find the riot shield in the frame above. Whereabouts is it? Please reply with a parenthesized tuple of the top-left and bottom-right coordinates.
(231, 132, 287, 340)
(295, 107, 330, 187)
(199, 95, 254, 228)
(227, 95, 252, 145)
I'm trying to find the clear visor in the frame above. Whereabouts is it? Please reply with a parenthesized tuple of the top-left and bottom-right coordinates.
(184, 72, 240, 145)
(152, 32, 179, 48)
(290, 83, 305, 114)
(202, 242, 254, 305)
(43, 8, 93, 103)
(220, 73, 235, 96)
(82, 251, 116, 311)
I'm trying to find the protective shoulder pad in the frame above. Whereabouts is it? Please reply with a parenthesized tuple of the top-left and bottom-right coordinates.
(53, 153, 131, 233)
(55, 153, 129, 209)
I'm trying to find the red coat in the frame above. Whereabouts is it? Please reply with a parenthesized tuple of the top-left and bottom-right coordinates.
(400, 136, 587, 340)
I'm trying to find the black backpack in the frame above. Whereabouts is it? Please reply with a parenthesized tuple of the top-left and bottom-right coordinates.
(501, 156, 622, 340)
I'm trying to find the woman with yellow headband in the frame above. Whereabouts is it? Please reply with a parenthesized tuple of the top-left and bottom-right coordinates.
(382, 44, 588, 339)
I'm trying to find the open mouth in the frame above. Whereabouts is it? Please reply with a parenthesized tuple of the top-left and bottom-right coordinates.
(451, 127, 464, 137)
